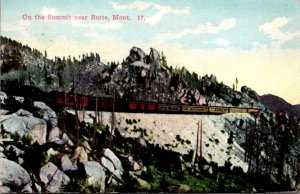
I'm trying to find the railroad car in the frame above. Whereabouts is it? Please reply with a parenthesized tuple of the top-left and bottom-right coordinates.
(52, 91, 260, 115)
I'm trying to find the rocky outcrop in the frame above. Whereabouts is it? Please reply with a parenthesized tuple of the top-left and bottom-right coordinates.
(241, 85, 260, 102)
(126, 47, 147, 63)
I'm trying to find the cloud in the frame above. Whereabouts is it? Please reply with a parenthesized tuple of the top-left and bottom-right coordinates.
(1, 19, 31, 38)
(41, 7, 58, 23)
(112, 1, 153, 10)
(41, 7, 58, 16)
(146, 4, 190, 25)
(203, 39, 229, 47)
(252, 41, 268, 49)
(112, 0, 190, 25)
(259, 17, 300, 48)
(70, 20, 123, 31)
(2, 19, 31, 32)
(155, 18, 237, 43)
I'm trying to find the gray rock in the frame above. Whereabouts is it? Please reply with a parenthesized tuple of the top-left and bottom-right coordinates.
(149, 48, 161, 70)
(47, 127, 60, 142)
(0, 109, 47, 145)
(103, 148, 124, 173)
(61, 154, 78, 172)
(128, 47, 147, 63)
(0, 186, 11, 193)
(39, 162, 70, 193)
(1, 117, 27, 135)
(21, 182, 33, 193)
(48, 132, 74, 147)
(81, 161, 106, 192)
(0, 109, 9, 115)
(34, 101, 58, 127)
(100, 156, 123, 184)
(0, 158, 31, 191)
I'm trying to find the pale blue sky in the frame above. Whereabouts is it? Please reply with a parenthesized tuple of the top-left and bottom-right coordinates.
(1, 0, 300, 104)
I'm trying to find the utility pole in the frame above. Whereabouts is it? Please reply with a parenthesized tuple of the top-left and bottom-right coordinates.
(109, 84, 116, 148)
(199, 119, 203, 162)
(192, 121, 199, 168)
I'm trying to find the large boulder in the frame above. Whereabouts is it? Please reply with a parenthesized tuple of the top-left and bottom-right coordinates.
(0, 109, 47, 145)
(47, 127, 74, 147)
(34, 101, 58, 127)
(0, 158, 32, 191)
(39, 162, 70, 193)
(100, 148, 124, 184)
(71, 141, 91, 164)
(61, 154, 78, 172)
(80, 161, 106, 192)
(103, 148, 123, 173)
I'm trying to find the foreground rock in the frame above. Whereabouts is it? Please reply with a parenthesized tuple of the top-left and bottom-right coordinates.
(61, 154, 78, 172)
(80, 161, 106, 192)
(0, 158, 32, 192)
(0, 109, 47, 145)
(39, 162, 70, 193)
(128, 171, 151, 191)
(34, 101, 58, 127)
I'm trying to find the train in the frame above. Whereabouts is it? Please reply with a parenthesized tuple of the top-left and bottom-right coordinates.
(50, 91, 260, 115)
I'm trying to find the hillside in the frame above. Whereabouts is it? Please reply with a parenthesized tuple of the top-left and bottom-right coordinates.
(260, 94, 300, 118)
(294, 104, 300, 116)
(1, 36, 262, 109)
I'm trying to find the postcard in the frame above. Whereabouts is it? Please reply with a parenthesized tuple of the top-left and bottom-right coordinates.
(0, 0, 300, 193)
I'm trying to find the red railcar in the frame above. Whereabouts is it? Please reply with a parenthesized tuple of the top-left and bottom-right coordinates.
(56, 92, 89, 108)
(128, 101, 157, 112)
(53, 92, 260, 115)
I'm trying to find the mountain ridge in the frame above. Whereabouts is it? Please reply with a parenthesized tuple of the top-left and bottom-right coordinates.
(260, 93, 300, 118)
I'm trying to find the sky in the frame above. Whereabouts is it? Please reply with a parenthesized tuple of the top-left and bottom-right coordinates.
(1, 0, 300, 105)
